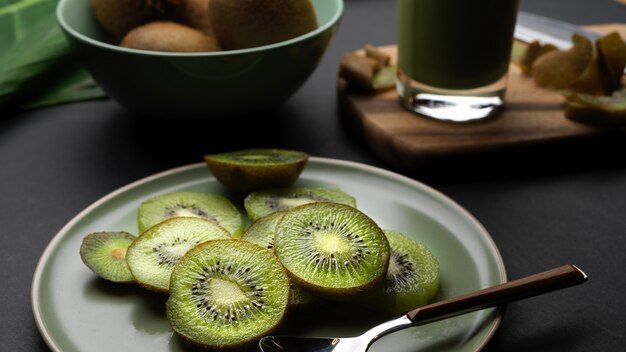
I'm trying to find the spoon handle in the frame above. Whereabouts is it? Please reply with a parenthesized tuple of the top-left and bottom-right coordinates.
(406, 264, 587, 325)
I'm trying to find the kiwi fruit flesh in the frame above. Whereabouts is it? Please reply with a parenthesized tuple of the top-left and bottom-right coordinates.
(126, 217, 231, 292)
(274, 202, 389, 299)
(368, 230, 439, 315)
(244, 187, 357, 221)
(137, 191, 243, 237)
(209, 0, 318, 50)
(241, 211, 318, 307)
(120, 21, 221, 52)
(79, 231, 136, 283)
(167, 239, 290, 350)
(204, 149, 309, 193)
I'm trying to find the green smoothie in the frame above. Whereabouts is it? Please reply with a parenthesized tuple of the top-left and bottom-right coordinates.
(397, 0, 519, 90)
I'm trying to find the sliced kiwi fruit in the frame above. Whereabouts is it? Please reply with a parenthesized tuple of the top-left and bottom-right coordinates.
(167, 239, 290, 350)
(366, 230, 439, 315)
(209, 0, 318, 50)
(120, 21, 221, 52)
(274, 202, 389, 299)
(241, 211, 319, 307)
(204, 149, 309, 193)
(244, 187, 357, 221)
(79, 231, 136, 283)
(137, 191, 243, 237)
(126, 217, 231, 292)
(241, 211, 287, 250)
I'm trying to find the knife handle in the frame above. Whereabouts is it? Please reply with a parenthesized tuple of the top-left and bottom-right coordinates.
(406, 264, 587, 325)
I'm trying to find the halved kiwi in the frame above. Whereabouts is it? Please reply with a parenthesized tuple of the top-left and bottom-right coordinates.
(367, 230, 439, 315)
(137, 191, 243, 237)
(274, 203, 389, 299)
(79, 231, 136, 283)
(204, 149, 309, 193)
(244, 187, 357, 221)
(126, 217, 231, 292)
(167, 239, 291, 350)
(241, 211, 319, 307)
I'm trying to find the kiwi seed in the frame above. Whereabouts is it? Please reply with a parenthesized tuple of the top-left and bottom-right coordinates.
(79, 231, 136, 283)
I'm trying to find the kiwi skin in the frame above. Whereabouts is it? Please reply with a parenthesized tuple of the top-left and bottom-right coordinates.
(121, 21, 221, 52)
(209, 0, 318, 50)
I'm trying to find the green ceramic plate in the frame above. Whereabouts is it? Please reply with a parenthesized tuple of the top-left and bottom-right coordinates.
(32, 158, 506, 352)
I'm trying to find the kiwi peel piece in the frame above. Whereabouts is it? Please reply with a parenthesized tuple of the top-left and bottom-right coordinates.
(204, 149, 309, 193)
(126, 217, 231, 292)
(79, 231, 136, 283)
(564, 88, 626, 126)
(167, 239, 291, 350)
(532, 34, 594, 90)
(366, 230, 439, 315)
(137, 191, 243, 237)
(274, 202, 390, 299)
(244, 187, 357, 221)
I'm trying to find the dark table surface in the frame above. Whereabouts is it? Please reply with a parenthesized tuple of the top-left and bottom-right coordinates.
(2, 0, 626, 351)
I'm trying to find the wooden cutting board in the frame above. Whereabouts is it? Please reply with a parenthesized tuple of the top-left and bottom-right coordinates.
(338, 25, 626, 171)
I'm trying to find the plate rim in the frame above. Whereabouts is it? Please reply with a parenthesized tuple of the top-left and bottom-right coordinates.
(31, 157, 506, 352)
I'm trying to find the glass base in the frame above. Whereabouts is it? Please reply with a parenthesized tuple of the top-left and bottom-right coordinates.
(397, 69, 507, 122)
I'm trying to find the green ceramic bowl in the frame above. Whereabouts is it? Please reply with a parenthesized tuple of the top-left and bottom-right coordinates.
(56, 0, 343, 118)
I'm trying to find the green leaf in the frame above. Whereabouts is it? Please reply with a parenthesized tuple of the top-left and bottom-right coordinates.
(0, 0, 105, 111)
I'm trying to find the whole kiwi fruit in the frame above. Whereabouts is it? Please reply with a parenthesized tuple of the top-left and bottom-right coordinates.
(121, 21, 221, 52)
(208, 0, 318, 50)
(91, 0, 183, 39)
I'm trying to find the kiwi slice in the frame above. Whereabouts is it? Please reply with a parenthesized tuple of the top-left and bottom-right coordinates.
(274, 203, 389, 298)
(368, 230, 439, 315)
(167, 239, 290, 350)
(79, 231, 136, 283)
(204, 149, 309, 193)
(126, 217, 231, 292)
(137, 191, 243, 237)
(241, 211, 318, 307)
(244, 187, 357, 221)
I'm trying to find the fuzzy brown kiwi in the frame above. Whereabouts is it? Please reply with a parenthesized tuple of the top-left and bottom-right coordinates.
(120, 21, 221, 52)
(208, 0, 318, 50)
(91, 0, 183, 39)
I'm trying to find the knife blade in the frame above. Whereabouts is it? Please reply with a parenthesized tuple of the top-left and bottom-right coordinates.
(514, 11, 604, 50)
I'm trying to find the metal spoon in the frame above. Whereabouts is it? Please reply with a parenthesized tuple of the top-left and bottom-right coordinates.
(259, 264, 587, 352)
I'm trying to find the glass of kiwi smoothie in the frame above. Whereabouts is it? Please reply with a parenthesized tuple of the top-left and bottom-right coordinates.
(396, 0, 520, 122)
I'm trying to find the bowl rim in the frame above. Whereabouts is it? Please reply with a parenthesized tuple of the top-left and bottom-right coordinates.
(56, 0, 344, 57)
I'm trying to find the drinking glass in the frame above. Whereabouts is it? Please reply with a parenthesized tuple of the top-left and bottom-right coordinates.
(396, 0, 520, 122)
